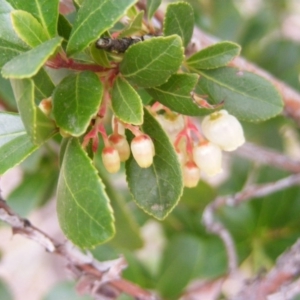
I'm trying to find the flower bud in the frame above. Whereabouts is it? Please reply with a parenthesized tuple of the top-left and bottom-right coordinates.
(131, 134, 155, 168)
(201, 110, 245, 151)
(38, 98, 52, 116)
(183, 161, 200, 188)
(193, 142, 222, 176)
(108, 133, 130, 162)
(156, 113, 184, 140)
(102, 146, 120, 173)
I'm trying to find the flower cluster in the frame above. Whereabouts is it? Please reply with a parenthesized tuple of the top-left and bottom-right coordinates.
(157, 109, 245, 188)
(101, 119, 155, 173)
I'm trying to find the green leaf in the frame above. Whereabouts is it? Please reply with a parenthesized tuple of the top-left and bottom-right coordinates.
(0, 73, 16, 109)
(0, 112, 38, 174)
(11, 78, 56, 144)
(125, 109, 183, 220)
(7, 164, 58, 216)
(157, 234, 202, 298)
(111, 76, 143, 125)
(57, 138, 115, 248)
(90, 43, 111, 68)
(1, 37, 63, 79)
(6, 0, 59, 38)
(0, 0, 29, 67)
(146, 73, 209, 116)
(0, 279, 13, 300)
(11, 10, 49, 48)
(196, 67, 283, 121)
(186, 41, 241, 70)
(163, 2, 194, 47)
(120, 35, 184, 88)
(57, 14, 72, 41)
(146, 0, 161, 20)
(52, 71, 103, 136)
(32, 68, 55, 101)
(119, 10, 144, 38)
(66, 0, 138, 56)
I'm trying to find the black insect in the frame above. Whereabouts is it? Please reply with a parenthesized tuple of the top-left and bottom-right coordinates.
(95, 35, 153, 53)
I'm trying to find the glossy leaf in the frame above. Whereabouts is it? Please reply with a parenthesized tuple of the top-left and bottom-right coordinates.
(0, 0, 29, 67)
(111, 76, 143, 125)
(1, 37, 62, 79)
(32, 68, 55, 101)
(11, 10, 49, 48)
(6, 0, 59, 37)
(157, 234, 202, 298)
(163, 1, 194, 47)
(57, 14, 72, 41)
(125, 109, 183, 220)
(196, 67, 283, 121)
(10, 78, 56, 144)
(120, 35, 184, 88)
(146, 73, 209, 116)
(146, 0, 161, 20)
(52, 71, 103, 136)
(90, 43, 111, 68)
(186, 41, 241, 70)
(66, 0, 138, 56)
(0, 74, 16, 109)
(0, 112, 38, 174)
(57, 138, 115, 248)
(119, 10, 144, 38)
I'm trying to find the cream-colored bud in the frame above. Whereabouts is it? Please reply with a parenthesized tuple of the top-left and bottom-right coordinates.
(109, 134, 130, 162)
(193, 142, 222, 176)
(102, 146, 120, 173)
(38, 98, 52, 116)
(201, 110, 245, 151)
(131, 134, 155, 168)
(183, 161, 200, 188)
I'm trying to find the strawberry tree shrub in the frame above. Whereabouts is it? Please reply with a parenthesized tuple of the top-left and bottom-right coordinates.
(0, 0, 286, 298)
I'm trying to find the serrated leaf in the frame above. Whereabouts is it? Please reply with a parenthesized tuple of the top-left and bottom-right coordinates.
(125, 109, 183, 220)
(146, 73, 209, 116)
(57, 138, 115, 248)
(186, 41, 241, 70)
(52, 71, 103, 136)
(119, 10, 144, 38)
(0, 112, 38, 174)
(196, 67, 283, 121)
(66, 0, 138, 56)
(6, 0, 59, 38)
(146, 0, 161, 20)
(163, 2, 194, 47)
(111, 76, 143, 125)
(1, 37, 63, 79)
(11, 10, 49, 48)
(120, 35, 184, 88)
(10, 78, 56, 144)
(0, 0, 29, 67)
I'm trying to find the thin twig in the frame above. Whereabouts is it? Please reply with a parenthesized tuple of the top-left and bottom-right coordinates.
(202, 173, 300, 276)
(0, 196, 157, 300)
(231, 238, 300, 300)
(235, 142, 300, 173)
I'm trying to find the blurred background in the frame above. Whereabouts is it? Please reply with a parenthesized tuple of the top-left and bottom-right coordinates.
(1, 0, 300, 299)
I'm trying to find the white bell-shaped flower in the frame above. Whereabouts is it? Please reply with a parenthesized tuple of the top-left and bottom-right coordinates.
(131, 134, 155, 168)
(109, 133, 130, 162)
(183, 161, 200, 188)
(102, 146, 121, 173)
(193, 142, 222, 176)
(201, 110, 245, 151)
